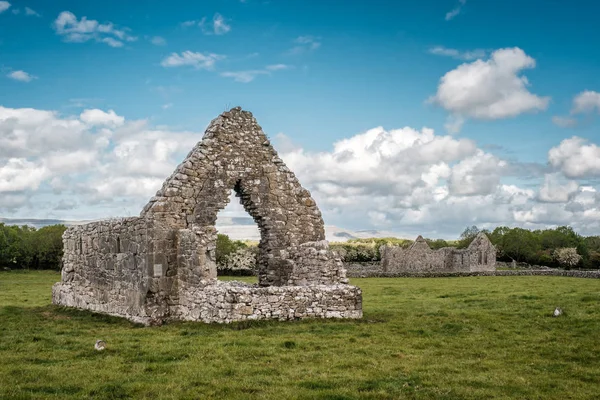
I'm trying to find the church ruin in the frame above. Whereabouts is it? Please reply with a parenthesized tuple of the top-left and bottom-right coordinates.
(52, 107, 362, 325)
(380, 233, 496, 274)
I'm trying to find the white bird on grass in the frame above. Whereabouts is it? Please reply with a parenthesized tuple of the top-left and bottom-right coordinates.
(553, 307, 563, 317)
(95, 340, 106, 351)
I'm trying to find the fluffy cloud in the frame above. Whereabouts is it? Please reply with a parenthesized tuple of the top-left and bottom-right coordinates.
(571, 90, 600, 114)
(537, 174, 579, 203)
(207, 13, 231, 35)
(430, 47, 549, 130)
(548, 136, 600, 178)
(0, 106, 202, 215)
(80, 109, 124, 127)
(448, 151, 507, 196)
(220, 64, 291, 83)
(428, 46, 486, 61)
(2, 105, 599, 238)
(53, 11, 137, 47)
(272, 125, 600, 237)
(0, 158, 48, 192)
(0, 1, 10, 13)
(552, 90, 600, 128)
(161, 51, 225, 70)
(6, 70, 35, 82)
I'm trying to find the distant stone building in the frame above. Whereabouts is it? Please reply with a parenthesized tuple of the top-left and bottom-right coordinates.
(381, 233, 496, 273)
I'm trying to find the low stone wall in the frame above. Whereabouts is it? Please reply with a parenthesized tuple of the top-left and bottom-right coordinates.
(346, 269, 600, 279)
(176, 281, 362, 323)
(344, 262, 383, 277)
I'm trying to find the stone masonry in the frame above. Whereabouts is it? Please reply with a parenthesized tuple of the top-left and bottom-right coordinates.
(53, 107, 362, 325)
(380, 232, 496, 274)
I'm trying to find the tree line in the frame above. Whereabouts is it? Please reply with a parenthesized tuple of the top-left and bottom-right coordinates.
(456, 225, 600, 269)
(0, 224, 67, 270)
(1, 223, 599, 270)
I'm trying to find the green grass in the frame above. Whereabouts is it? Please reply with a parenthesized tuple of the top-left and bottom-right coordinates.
(1, 271, 599, 399)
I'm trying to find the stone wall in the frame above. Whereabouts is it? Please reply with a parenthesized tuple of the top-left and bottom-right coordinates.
(343, 269, 600, 279)
(381, 233, 496, 274)
(343, 262, 383, 277)
(140, 107, 326, 287)
(177, 281, 362, 323)
(53, 107, 362, 325)
(54, 217, 178, 324)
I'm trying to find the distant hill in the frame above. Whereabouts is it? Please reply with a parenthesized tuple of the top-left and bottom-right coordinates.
(0, 218, 91, 229)
(1, 216, 409, 242)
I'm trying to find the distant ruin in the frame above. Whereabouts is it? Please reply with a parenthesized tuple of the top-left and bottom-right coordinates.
(381, 233, 496, 273)
(52, 107, 362, 325)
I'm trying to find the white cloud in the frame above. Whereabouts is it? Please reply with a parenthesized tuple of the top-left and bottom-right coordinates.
(150, 36, 166, 46)
(211, 13, 231, 35)
(80, 109, 125, 127)
(220, 64, 291, 83)
(0, 158, 48, 192)
(430, 47, 549, 127)
(428, 46, 486, 61)
(287, 36, 321, 55)
(0, 106, 88, 158)
(448, 151, 507, 196)
(548, 136, 600, 178)
(161, 51, 225, 70)
(2, 105, 600, 238)
(220, 70, 268, 83)
(273, 124, 600, 237)
(571, 90, 600, 114)
(445, 0, 466, 21)
(537, 173, 579, 203)
(7, 70, 35, 82)
(24, 7, 39, 17)
(0, 105, 203, 216)
(185, 13, 232, 35)
(0, 1, 10, 13)
(552, 116, 577, 128)
(101, 37, 124, 48)
(53, 11, 137, 47)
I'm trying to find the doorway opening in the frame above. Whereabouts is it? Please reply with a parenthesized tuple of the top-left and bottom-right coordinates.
(214, 189, 260, 281)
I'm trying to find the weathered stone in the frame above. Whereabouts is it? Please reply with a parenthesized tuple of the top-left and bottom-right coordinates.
(52, 107, 362, 325)
(381, 233, 496, 273)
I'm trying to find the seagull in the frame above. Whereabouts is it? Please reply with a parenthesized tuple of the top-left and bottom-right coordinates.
(553, 307, 563, 317)
(95, 340, 106, 351)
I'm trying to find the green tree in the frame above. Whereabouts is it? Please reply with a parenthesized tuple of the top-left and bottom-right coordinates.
(216, 234, 247, 267)
(457, 225, 480, 248)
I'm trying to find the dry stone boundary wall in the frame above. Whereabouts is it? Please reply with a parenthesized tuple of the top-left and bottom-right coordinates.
(344, 268, 600, 279)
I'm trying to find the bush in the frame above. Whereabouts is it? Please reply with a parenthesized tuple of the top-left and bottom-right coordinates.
(553, 247, 582, 270)
(218, 247, 258, 276)
(216, 234, 247, 267)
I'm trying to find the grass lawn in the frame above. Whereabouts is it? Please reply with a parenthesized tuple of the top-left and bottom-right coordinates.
(1, 271, 599, 399)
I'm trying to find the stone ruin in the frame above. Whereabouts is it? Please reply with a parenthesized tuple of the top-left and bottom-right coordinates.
(52, 107, 362, 325)
(380, 233, 496, 274)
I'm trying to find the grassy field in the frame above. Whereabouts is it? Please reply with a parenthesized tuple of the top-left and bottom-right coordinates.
(0, 271, 599, 399)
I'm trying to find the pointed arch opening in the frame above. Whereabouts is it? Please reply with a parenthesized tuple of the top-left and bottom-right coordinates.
(215, 188, 259, 280)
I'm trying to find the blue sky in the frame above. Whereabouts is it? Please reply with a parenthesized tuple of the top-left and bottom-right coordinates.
(1, 0, 600, 238)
